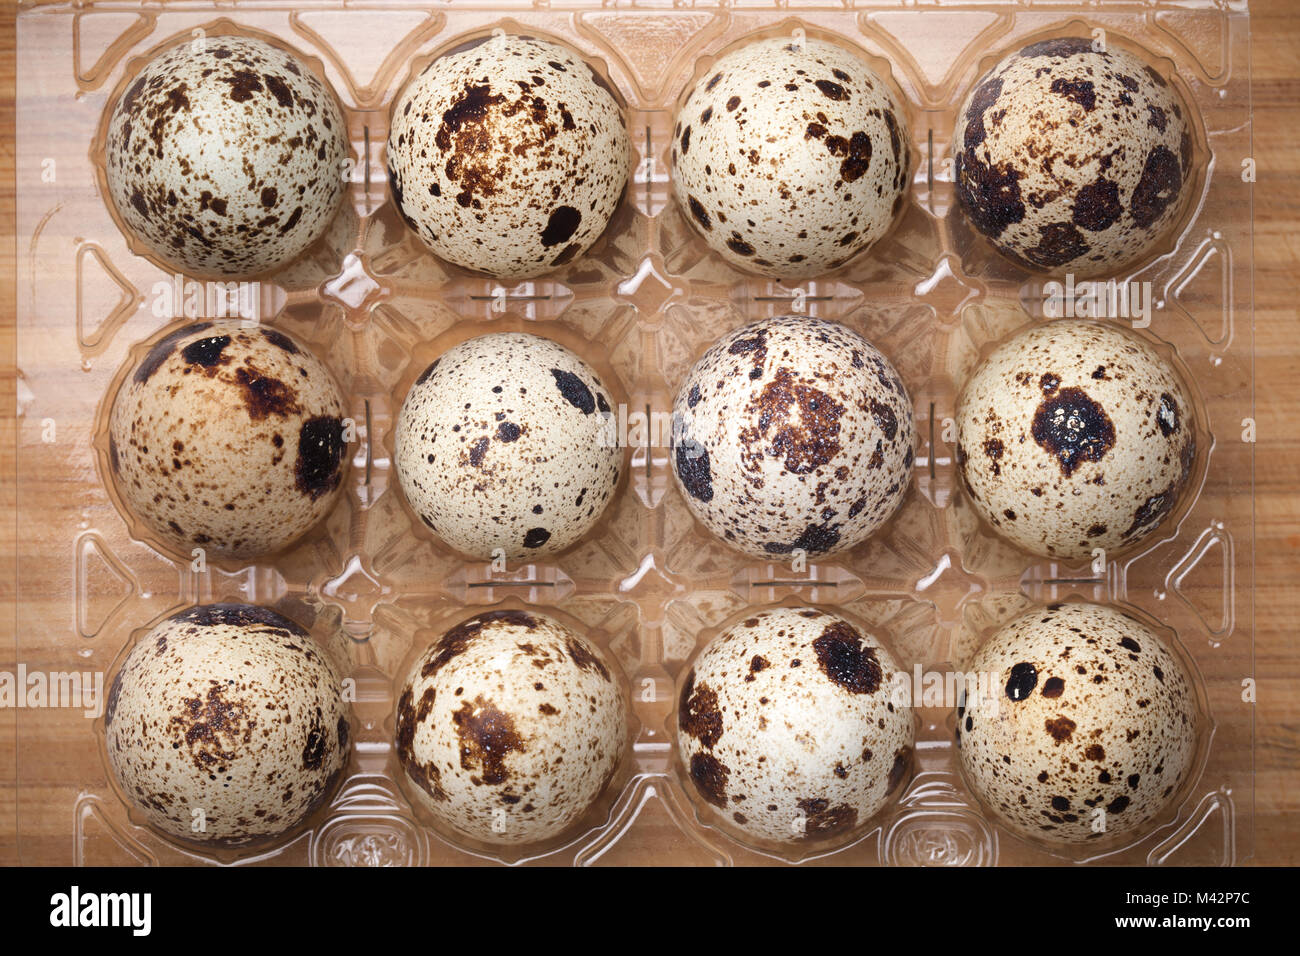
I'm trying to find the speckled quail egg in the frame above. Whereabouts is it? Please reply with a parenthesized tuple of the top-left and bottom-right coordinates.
(394, 332, 621, 560)
(672, 36, 909, 278)
(672, 315, 914, 559)
(395, 609, 627, 846)
(956, 602, 1198, 846)
(105, 604, 350, 847)
(677, 606, 913, 845)
(956, 320, 1195, 561)
(954, 36, 1196, 276)
(387, 35, 629, 279)
(105, 35, 348, 278)
(108, 322, 349, 560)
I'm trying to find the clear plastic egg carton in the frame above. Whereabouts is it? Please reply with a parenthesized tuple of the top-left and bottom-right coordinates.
(12, 0, 1253, 866)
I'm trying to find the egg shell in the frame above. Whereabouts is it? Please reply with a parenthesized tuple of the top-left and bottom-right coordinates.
(672, 315, 914, 559)
(676, 606, 914, 846)
(955, 320, 1195, 561)
(104, 604, 350, 847)
(108, 322, 349, 560)
(953, 36, 1195, 276)
(671, 36, 909, 278)
(395, 609, 627, 846)
(105, 35, 348, 278)
(956, 602, 1198, 846)
(394, 332, 622, 560)
(387, 35, 629, 279)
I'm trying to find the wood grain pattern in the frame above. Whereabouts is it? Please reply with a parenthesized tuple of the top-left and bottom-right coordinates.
(0, 1, 1295, 865)
(1, 0, 18, 865)
(1239, 0, 1300, 865)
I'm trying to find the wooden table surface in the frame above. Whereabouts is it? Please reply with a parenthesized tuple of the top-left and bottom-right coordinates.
(0, 1, 1295, 865)
(1227, 0, 1300, 865)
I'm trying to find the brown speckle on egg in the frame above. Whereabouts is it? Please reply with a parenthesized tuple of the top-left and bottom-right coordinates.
(957, 603, 1197, 845)
(672, 36, 909, 278)
(395, 332, 621, 560)
(672, 316, 913, 559)
(104, 36, 347, 278)
(955, 321, 1195, 560)
(953, 39, 1196, 276)
(386, 35, 628, 279)
(104, 603, 350, 847)
(108, 322, 348, 560)
(396, 611, 626, 845)
(676, 607, 913, 845)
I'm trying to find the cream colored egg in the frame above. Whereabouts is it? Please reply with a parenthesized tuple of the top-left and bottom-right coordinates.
(387, 35, 629, 279)
(677, 606, 914, 845)
(956, 320, 1195, 561)
(394, 332, 621, 560)
(108, 322, 349, 560)
(395, 610, 627, 846)
(956, 602, 1198, 846)
(672, 316, 913, 559)
(672, 36, 909, 277)
(954, 37, 1196, 276)
(105, 604, 350, 847)
(105, 35, 348, 278)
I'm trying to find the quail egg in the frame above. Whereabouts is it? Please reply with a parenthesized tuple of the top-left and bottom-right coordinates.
(395, 332, 621, 560)
(395, 609, 627, 846)
(672, 36, 909, 278)
(672, 315, 913, 559)
(105, 35, 348, 278)
(677, 606, 913, 845)
(105, 603, 350, 847)
(955, 320, 1195, 561)
(956, 602, 1198, 846)
(108, 322, 349, 560)
(387, 34, 629, 279)
(954, 36, 1196, 275)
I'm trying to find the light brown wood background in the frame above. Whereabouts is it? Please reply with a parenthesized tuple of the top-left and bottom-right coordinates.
(0, 1, 1294, 865)
(1230, 0, 1300, 865)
